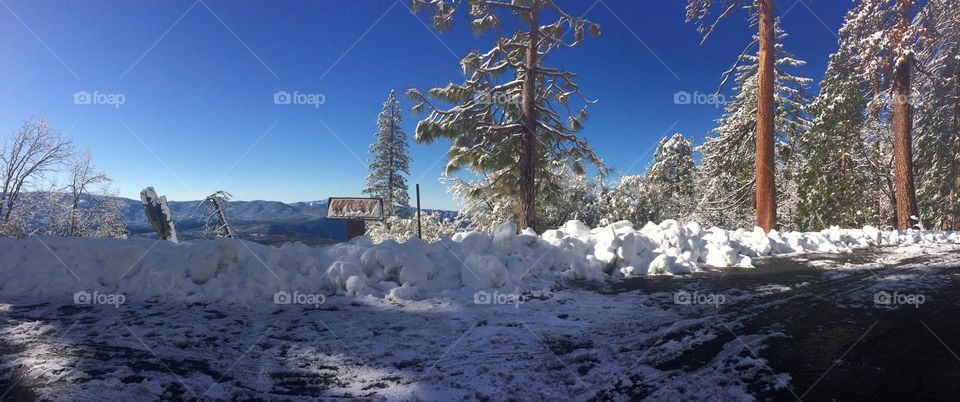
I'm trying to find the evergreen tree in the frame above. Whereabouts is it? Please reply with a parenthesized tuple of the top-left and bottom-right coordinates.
(840, 0, 928, 228)
(410, 0, 604, 231)
(644, 133, 697, 222)
(595, 175, 655, 226)
(687, 0, 779, 231)
(914, 1, 960, 229)
(363, 90, 411, 216)
(697, 23, 812, 229)
(795, 49, 875, 230)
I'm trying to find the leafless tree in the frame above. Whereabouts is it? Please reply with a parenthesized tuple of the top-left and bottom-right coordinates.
(66, 150, 110, 236)
(0, 117, 74, 233)
(200, 191, 235, 239)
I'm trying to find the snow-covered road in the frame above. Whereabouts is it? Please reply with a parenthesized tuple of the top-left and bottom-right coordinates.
(2, 244, 960, 401)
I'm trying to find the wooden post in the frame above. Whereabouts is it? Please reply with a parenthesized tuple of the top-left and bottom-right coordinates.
(346, 220, 366, 241)
(140, 187, 178, 242)
(416, 184, 422, 240)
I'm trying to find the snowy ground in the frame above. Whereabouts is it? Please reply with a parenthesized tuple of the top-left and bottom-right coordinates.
(3, 242, 960, 401)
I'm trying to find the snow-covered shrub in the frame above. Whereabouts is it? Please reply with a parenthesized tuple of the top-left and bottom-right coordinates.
(445, 165, 609, 233)
(366, 212, 464, 243)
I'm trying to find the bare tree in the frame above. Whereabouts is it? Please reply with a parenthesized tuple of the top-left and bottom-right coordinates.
(200, 191, 235, 239)
(0, 117, 74, 230)
(66, 151, 110, 237)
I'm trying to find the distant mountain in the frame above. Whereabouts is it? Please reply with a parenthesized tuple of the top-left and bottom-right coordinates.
(119, 197, 456, 245)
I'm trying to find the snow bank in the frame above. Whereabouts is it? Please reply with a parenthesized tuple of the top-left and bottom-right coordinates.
(1, 221, 958, 302)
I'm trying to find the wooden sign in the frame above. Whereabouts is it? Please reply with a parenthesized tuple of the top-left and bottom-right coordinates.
(326, 197, 384, 221)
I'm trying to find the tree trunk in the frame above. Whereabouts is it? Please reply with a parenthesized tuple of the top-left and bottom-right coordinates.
(950, 58, 959, 229)
(213, 198, 235, 238)
(70, 194, 80, 237)
(755, 0, 776, 232)
(388, 105, 395, 217)
(892, 0, 919, 229)
(518, 0, 539, 231)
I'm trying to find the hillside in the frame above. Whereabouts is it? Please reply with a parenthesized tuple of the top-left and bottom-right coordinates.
(119, 197, 455, 245)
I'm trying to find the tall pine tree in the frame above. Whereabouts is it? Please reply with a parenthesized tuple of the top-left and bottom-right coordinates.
(840, 0, 928, 228)
(914, 0, 960, 229)
(697, 23, 812, 229)
(687, 0, 779, 231)
(795, 49, 875, 230)
(410, 0, 604, 231)
(364, 90, 412, 216)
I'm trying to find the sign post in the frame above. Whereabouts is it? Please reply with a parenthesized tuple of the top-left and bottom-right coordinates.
(326, 197, 384, 241)
(416, 184, 422, 240)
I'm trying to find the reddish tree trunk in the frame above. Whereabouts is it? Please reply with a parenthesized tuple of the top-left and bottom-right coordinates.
(755, 0, 776, 232)
(892, 0, 919, 229)
(950, 61, 960, 229)
(518, 0, 539, 231)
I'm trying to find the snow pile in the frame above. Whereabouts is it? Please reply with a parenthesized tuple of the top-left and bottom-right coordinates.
(0, 220, 958, 302)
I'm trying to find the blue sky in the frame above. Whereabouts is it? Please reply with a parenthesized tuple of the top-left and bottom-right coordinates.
(1, 0, 855, 210)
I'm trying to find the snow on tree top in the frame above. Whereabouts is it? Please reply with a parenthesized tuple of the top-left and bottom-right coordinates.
(326, 198, 384, 220)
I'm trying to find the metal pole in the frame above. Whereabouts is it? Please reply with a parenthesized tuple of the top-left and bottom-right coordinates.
(416, 184, 422, 240)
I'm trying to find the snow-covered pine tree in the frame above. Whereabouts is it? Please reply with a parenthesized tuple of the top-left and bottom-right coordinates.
(409, 0, 604, 231)
(840, 0, 929, 228)
(795, 48, 876, 230)
(686, 0, 779, 231)
(363, 90, 412, 217)
(594, 175, 655, 227)
(914, 0, 960, 229)
(643, 133, 697, 223)
(697, 22, 812, 229)
(445, 162, 604, 233)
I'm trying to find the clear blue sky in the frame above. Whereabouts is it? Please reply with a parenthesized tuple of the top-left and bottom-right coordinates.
(1, 0, 854, 210)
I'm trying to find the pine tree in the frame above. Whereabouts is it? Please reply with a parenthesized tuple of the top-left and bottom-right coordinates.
(697, 23, 812, 229)
(914, 0, 960, 229)
(795, 49, 875, 230)
(410, 0, 604, 231)
(840, 0, 929, 228)
(363, 90, 411, 216)
(644, 133, 696, 222)
(687, 0, 779, 231)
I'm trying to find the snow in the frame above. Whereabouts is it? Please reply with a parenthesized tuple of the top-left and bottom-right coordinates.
(1, 221, 959, 304)
(2, 241, 960, 400)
